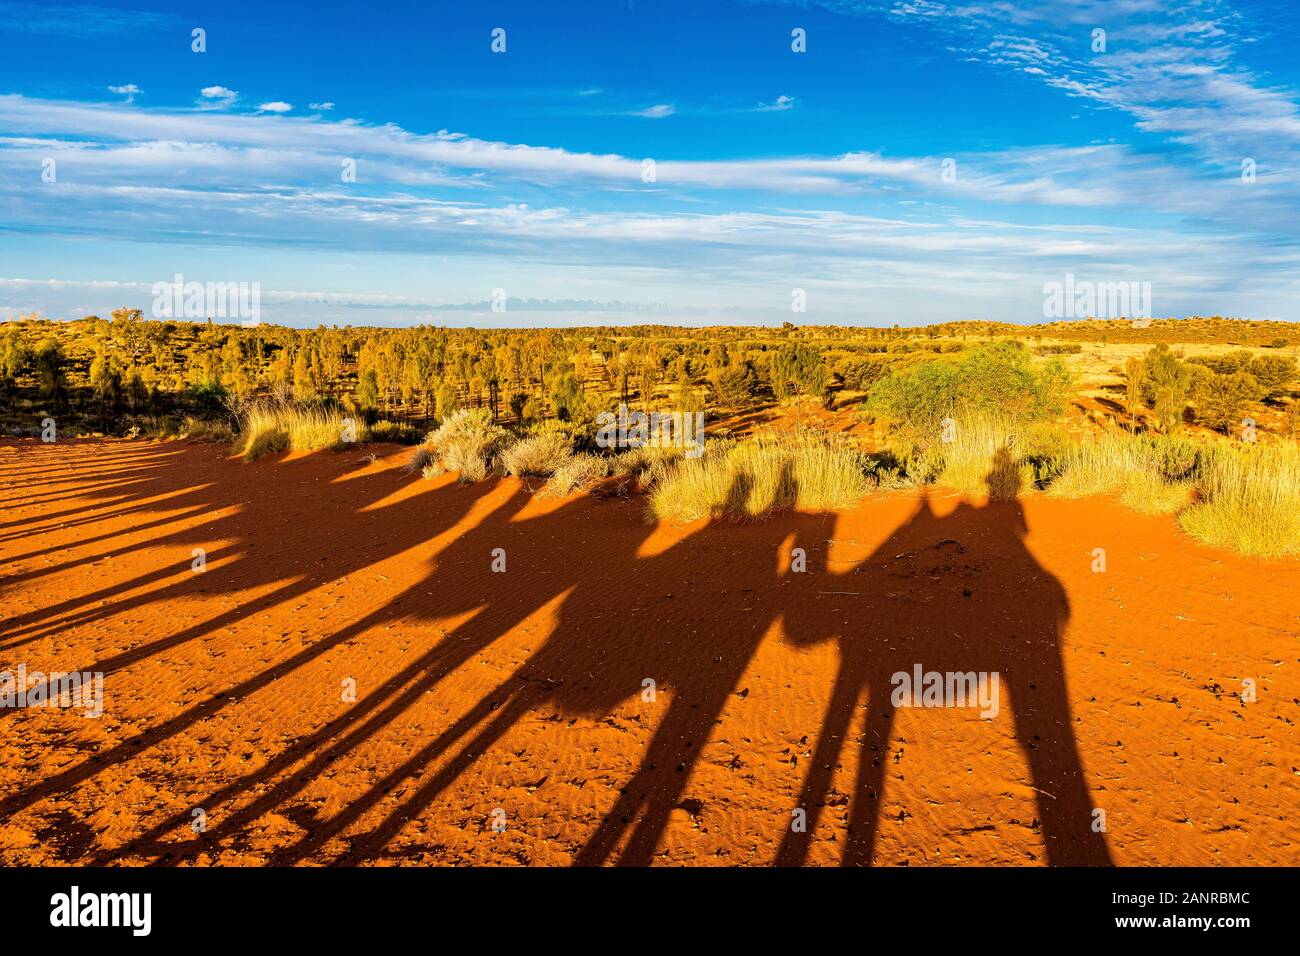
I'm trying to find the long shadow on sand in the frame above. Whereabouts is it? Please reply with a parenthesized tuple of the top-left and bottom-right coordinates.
(3, 440, 1110, 866)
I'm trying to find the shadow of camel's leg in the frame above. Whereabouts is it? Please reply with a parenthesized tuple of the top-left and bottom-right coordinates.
(332, 689, 542, 865)
(775, 662, 864, 866)
(575, 685, 734, 867)
(841, 698, 895, 867)
(1009, 672, 1113, 866)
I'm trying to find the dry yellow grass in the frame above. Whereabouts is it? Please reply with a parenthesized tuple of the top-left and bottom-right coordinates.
(237, 401, 364, 461)
(1180, 441, 1300, 557)
(648, 438, 872, 521)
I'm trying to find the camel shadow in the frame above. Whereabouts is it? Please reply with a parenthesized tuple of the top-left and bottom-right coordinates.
(268, 462, 836, 866)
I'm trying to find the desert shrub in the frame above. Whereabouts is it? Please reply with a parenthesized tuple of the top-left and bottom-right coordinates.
(405, 445, 434, 475)
(420, 407, 508, 482)
(1049, 431, 1193, 515)
(500, 429, 574, 477)
(1047, 429, 1162, 501)
(543, 453, 609, 497)
(435, 381, 459, 421)
(1124, 356, 1145, 427)
(1045, 429, 1299, 552)
(185, 381, 229, 417)
(868, 341, 1069, 436)
(841, 357, 887, 391)
(648, 437, 872, 521)
(1153, 434, 1202, 481)
(1245, 354, 1296, 398)
(508, 392, 528, 421)
(1188, 351, 1295, 398)
(1191, 369, 1263, 434)
(242, 426, 289, 460)
(932, 420, 1029, 499)
(898, 418, 1050, 498)
(1118, 470, 1193, 516)
(1018, 422, 1071, 487)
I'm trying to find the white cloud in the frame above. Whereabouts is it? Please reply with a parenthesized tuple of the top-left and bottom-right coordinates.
(198, 85, 238, 108)
(308, 101, 334, 111)
(630, 103, 674, 119)
(0, 89, 1296, 323)
(256, 101, 293, 113)
(107, 83, 140, 95)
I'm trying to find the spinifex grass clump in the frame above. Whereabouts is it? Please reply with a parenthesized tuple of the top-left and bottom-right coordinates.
(237, 400, 363, 461)
(1048, 429, 1196, 515)
(930, 418, 1038, 499)
(648, 436, 873, 521)
(1046, 428, 1300, 554)
(1180, 441, 1300, 558)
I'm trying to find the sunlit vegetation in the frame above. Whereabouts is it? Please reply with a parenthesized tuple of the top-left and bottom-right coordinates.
(4, 311, 1298, 555)
(648, 436, 875, 521)
(237, 400, 366, 461)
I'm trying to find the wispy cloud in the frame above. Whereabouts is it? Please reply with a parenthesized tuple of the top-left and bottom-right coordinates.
(256, 101, 293, 114)
(107, 83, 140, 104)
(629, 103, 675, 118)
(755, 95, 798, 112)
(0, 1, 173, 37)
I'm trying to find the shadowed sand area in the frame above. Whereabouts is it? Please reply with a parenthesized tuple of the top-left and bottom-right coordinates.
(0, 437, 1296, 866)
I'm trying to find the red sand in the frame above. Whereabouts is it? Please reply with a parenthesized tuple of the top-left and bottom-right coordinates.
(0, 438, 1295, 866)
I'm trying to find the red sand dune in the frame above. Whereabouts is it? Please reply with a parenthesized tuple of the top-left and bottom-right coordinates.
(0, 438, 1295, 866)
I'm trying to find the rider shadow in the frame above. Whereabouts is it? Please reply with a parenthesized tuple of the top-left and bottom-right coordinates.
(777, 446, 1111, 866)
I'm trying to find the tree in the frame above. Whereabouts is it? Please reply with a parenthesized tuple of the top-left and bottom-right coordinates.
(109, 308, 147, 366)
(673, 372, 704, 413)
(548, 368, 585, 421)
(770, 343, 829, 402)
(435, 380, 458, 422)
(1124, 356, 1145, 431)
(708, 361, 756, 408)
(357, 368, 380, 416)
(1143, 344, 1190, 434)
(33, 337, 66, 407)
(292, 350, 315, 402)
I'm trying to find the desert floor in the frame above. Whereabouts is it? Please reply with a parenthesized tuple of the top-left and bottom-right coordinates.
(0, 437, 1295, 866)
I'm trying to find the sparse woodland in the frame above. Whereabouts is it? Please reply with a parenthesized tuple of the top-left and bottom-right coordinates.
(4, 311, 1299, 556)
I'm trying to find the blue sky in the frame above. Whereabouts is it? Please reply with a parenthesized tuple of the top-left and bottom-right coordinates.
(1, 0, 1298, 326)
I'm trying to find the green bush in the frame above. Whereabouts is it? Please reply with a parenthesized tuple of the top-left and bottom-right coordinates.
(868, 341, 1069, 434)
